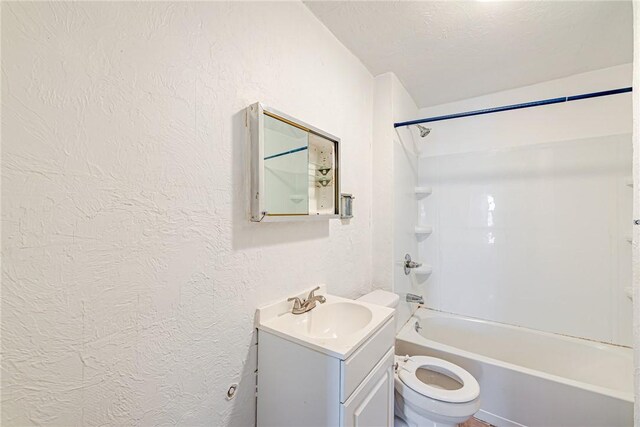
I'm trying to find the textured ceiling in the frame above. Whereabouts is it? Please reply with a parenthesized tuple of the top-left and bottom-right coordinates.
(305, 1, 633, 107)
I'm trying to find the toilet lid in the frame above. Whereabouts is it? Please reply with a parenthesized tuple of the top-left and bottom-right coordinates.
(398, 356, 480, 403)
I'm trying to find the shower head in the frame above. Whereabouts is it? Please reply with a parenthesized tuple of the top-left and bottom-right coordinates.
(416, 125, 431, 138)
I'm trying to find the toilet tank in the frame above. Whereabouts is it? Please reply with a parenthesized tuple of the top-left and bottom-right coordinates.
(358, 290, 399, 329)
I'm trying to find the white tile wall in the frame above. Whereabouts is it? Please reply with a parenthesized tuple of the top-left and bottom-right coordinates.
(418, 134, 632, 345)
(372, 72, 420, 332)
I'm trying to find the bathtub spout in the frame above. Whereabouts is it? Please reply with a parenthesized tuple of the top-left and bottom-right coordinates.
(406, 293, 424, 304)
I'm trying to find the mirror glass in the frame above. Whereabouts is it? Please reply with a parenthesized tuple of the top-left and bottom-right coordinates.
(263, 113, 309, 215)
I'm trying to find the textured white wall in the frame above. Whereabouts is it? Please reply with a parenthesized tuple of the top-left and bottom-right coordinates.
(390, 75, 420, 332)
(1, 2, 374, 425)
(372, 74, 394, 292)
(633, 2, 639, 424)
(372, 72, 419, 331)
(414, 65, 633, 345)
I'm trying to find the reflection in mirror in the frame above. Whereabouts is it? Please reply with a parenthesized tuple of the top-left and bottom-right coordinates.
(309, 133, 336, 215)
(263, 113, 309, 215)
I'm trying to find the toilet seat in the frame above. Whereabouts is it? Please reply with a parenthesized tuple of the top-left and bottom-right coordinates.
(397, 356, 480, 403)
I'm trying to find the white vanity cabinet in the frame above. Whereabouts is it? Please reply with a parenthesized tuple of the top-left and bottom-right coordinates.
(255, 289, 395, 427)
(341, 347, 395, 427)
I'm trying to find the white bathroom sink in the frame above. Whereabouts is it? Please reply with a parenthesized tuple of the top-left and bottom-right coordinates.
(256, 286, 394, 359)
(289, 301, 373, 339)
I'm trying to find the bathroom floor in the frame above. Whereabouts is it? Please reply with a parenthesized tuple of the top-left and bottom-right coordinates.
(460, 418, 493, 427)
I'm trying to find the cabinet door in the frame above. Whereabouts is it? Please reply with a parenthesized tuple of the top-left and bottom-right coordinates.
(341, 319, 394, 402)
(341, 349, 394, 427)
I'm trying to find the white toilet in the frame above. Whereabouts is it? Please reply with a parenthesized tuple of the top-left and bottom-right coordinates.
(358, 290, 481, 427)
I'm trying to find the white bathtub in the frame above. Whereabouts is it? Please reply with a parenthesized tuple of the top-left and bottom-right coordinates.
(395, 308, 633, 427)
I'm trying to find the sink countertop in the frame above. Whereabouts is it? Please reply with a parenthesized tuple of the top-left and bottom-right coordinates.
(255, 285, 394, 360)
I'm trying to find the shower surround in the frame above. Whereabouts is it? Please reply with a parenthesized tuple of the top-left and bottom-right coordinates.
(414, 64, 633, 346)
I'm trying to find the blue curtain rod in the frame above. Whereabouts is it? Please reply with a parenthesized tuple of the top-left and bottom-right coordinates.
(394, 86, 633, 128)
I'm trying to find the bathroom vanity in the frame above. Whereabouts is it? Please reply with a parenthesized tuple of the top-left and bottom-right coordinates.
(255, 286, 395, 427)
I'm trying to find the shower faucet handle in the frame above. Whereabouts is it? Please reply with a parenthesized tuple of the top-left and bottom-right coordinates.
(405, 260, 422, 268)
(403, 253, 422, 275)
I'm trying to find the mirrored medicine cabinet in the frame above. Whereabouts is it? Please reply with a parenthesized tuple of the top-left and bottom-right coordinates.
(247, 103, 340, 222)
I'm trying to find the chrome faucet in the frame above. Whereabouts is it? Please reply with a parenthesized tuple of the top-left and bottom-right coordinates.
(406, 293, 424, 304)
(287, 286, 327, 315)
